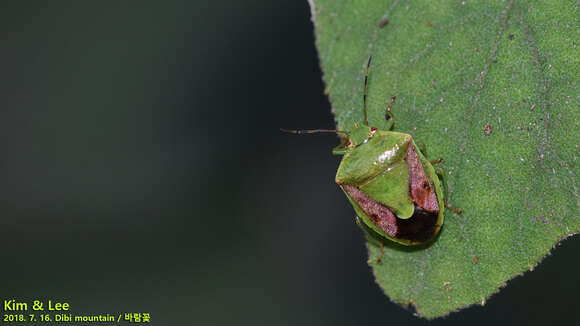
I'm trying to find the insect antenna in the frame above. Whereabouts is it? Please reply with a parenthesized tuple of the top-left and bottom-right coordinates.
(280, 128, 349, 137)
(363, 56, 372, 126)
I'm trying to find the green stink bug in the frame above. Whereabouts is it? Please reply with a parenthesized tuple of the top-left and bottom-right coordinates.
(283, 56, 460, 254)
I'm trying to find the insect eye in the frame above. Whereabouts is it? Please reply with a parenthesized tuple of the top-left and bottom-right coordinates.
(370, 126, 378, 132)
(345, 140, 352, 146)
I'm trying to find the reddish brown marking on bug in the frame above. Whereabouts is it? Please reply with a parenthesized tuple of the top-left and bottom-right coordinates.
(342, 185, 439, 242)
(343, 185, 397, 237)
(379, 18, 389, 28)
(370, 126, 377, 132)
(406, 145, 439, 213)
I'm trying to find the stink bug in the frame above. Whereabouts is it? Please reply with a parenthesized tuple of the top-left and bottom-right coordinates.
(283, 56, 460, 256)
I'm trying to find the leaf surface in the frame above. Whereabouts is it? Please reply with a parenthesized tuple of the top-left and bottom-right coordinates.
(310, 0, 579, 318)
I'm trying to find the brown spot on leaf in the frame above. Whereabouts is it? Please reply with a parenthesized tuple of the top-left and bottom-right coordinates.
(473, 257, 479, 264)
(379, 18, 389, 28)
(537, 216, 548, 224)
(484, 123, 492, 135)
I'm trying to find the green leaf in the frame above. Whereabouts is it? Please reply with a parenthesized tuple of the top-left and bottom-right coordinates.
(310, 0, 579, 318)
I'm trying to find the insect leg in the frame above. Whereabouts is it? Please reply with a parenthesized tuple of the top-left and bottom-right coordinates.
(384, 96, 396, 130)
(416, 140, 427, 155)
(356, 216, 385, 265)
(376, 242, 384, 264)
(436, 167, 463, 215)
(332, 146, 347, 156)
(445, 202, 463, 215)
(416, 141, 443, 165)
(430, 158, 444, 165)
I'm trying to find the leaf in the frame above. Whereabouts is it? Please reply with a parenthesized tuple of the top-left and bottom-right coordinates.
(310, 0, 579, 318)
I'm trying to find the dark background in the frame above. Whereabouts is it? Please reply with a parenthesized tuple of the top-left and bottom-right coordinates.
(0, 1, 578, 325)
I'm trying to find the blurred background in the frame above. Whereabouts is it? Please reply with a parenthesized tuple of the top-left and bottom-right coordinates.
(0, 1, 578, 325)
